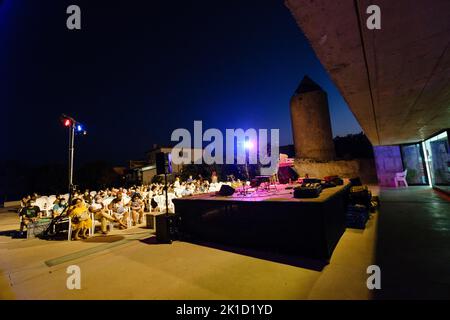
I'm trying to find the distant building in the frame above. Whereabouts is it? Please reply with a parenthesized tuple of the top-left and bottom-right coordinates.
(127, 144, 203, 184)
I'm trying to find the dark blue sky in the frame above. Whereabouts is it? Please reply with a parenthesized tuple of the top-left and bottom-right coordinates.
(0, 0, 361, 166)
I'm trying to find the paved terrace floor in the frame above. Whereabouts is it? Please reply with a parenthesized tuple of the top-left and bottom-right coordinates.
(0, 186, 447, 300)
(374, 187, 450, 299)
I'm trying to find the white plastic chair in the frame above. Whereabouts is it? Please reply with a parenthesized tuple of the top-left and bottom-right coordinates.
(154, 195, 164, 212)
(35, 197, 48, 217)
(67, 217, 72, 241)
(46, 200, 55, 217)
(157, 195, 171, 213)
(209, 183, 221, 193)
(154, 193, 176, 213)
(168, 193, 176, 213)
(394, 169, 408, 187)
(90, 212, 101, 236)
(174, 188, 183, 197)
(122, 196, 133, 227)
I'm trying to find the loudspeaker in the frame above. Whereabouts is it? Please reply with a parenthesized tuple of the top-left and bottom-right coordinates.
(155, 213, 176, 243)
(217, 184, 235, 196)
(156, 152, 172, 175)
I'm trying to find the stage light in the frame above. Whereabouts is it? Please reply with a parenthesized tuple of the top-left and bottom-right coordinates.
(244, 140, 254, 150)
(77, 124, 83, 132)
(64, 119, 71, 127)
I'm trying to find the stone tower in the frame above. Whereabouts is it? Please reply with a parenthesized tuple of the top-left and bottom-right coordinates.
(290, 76, 335, 161)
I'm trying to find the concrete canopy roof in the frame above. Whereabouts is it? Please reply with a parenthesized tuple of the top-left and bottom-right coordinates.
(285, 0, 450, 145)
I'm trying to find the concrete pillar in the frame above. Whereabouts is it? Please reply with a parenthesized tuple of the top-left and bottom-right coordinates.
(290, 76, 335, 161)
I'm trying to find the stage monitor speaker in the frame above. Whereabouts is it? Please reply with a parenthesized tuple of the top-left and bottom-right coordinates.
(156, 152, 172, 175)
(217, 184, 235, 196)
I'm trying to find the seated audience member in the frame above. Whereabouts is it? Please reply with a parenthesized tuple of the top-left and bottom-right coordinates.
(19, 199, 42, 234)
(53, 195, 62, 205)
(52, 197, 68, 218)
(20, 195, 30, 209)
(150, 186, 159, 212)
(180, 185, 189, 196)
(174, 177, 181, 188)
(130, 194, 144, 225)
(89, 196, 122, 234)
(195, 180, 202, 192)
(187, 175, 194, 183)
(211, 171, 218, 184)
(108, 193, 129, 229)
(68, 198, 92, 240)
(83, 190, 93, 205)
(72, 191, 80, 200)
(142, 189, 151, 212)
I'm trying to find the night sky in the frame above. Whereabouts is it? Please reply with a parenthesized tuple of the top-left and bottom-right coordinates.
(0, 0, 362, 166)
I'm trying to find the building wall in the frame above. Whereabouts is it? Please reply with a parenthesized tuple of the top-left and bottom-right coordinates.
(142, 168, 157, 184)
(373, 146, 404, 187)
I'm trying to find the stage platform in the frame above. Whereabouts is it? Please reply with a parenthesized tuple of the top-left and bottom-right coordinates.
(173, 181, 351, 262)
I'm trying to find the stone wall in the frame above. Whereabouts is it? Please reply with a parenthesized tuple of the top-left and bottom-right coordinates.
(294, 158, 378, 184)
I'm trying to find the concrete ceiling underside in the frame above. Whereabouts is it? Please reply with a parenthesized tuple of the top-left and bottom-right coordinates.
(285, 0, 450, 146)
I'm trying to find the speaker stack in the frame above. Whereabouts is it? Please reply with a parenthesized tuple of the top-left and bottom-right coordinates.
(156, 152, 172, 175)
(155, 213, 175, 243)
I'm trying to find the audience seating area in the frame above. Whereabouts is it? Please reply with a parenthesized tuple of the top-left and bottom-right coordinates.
(18, 178, 236, 240)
